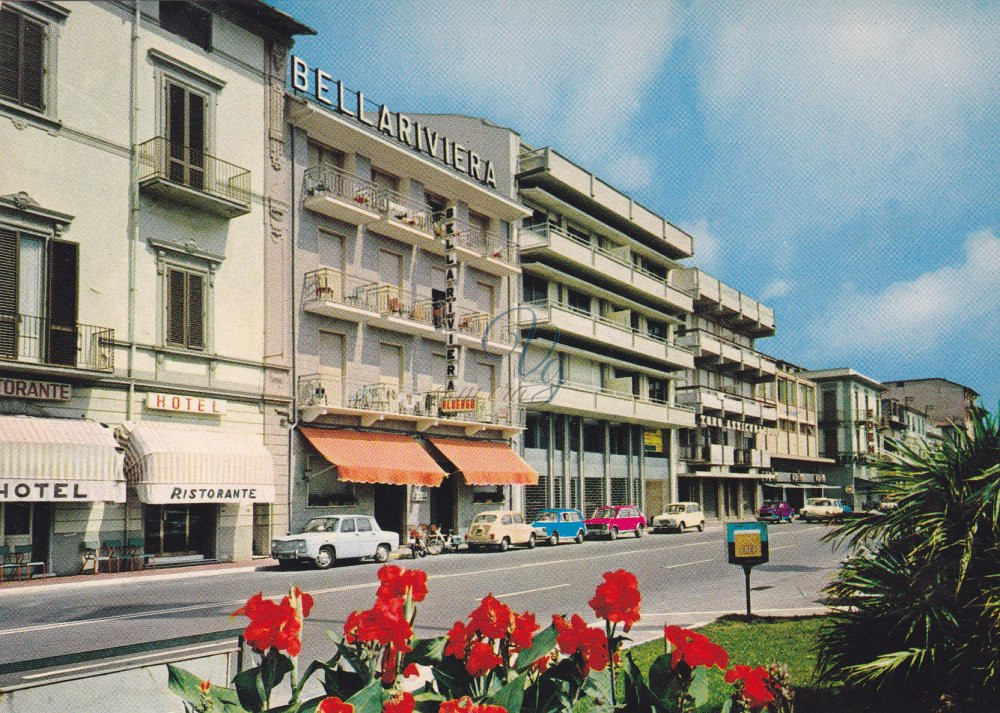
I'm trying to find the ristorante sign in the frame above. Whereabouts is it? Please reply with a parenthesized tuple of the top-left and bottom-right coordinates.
(290, 57, 498, 189)
(0, 377, 71, 401)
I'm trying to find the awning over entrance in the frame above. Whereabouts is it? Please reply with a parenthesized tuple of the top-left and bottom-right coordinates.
(122, 423, 275, 504)
(0, 416, 125, 502)
(300, 428, 446, 486)
(428, 438, 539, 485)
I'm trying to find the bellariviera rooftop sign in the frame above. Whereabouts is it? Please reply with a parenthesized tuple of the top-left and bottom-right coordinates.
(290, 56, 498, 189)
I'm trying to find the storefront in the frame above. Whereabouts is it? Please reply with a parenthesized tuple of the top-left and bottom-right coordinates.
(0, 415, 125, 577)
(121, 422, 275, 563)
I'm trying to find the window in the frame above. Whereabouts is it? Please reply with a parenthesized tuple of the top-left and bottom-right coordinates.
(159, 1, 211, 51)
(0, 7, 45, 111)
(379, 342, 403, 388)
(565, 288, 590, 314)
(306, 472, 356, 507)
(166, 267, 205, 350)
(340, 517, 356, 533)
(522, 273, 547, 304)
(165, 80, 207, 191)
(356, 517, 373, 532)
(3, 503, 31, 536)
(512, 513, 524, 524)
(501, 514, 513, 525)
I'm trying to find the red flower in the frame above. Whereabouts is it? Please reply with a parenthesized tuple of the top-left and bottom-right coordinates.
(469, 594, 512, 639)
(403, 663, 420, 677)
(439, 697, 507, 713)
(343, 596, 414, 652)
(376, 565, 429, 603)
(317, 697, 354, 713)
(663, 625, 729, 671)
(552, 614, 609, 674)
(725, 665, 775, 709)
(465, 640, 503, 677)
(588, 570, 641, 632)
(198, 679, 211, 694)
(381, 644, 399, 684)
(445, 620, 471, 659)
(384, 691, 415, 713)
(510, 610, 539, 651)
(282, 585, 315, 618)
(532, 654, 551, 673)
(231, 592, 304, 656)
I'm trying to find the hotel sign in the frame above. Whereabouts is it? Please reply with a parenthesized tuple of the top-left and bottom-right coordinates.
(440, 397, 477, 413)
(0, 479, 125, 503)
(0, 377, 71, 401)
(146, 392, 227, 415)
(290, 56, 498, 189)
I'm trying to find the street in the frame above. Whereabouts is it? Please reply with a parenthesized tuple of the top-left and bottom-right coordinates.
(0, 523, 844, 688)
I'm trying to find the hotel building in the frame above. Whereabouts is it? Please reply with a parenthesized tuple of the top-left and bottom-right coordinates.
(283, 81, 535, 538)
(513, 145, 698, 520)
(672, 269, 778, 521)
(0, 1, 311, 576)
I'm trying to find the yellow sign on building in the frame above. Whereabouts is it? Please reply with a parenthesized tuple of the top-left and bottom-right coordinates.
(644, 430, 663, 453)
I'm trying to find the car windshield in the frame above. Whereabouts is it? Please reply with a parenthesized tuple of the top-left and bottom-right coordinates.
(534, 512, 558, 522)
(473, 514, 497, 524)
(303, 517, 339, 533)
(592, 507, 615, 519)
(808, 499, 832, 507)
(762, 501, 782, 508)
(665, 504, 686, 514)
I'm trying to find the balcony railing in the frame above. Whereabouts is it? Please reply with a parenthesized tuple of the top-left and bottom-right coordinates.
(137, 137, 251, 215)
(297, 375, 516, 426)
(303, 268, 382, 312)
(0, 313, 114, 372)
(304, 165, 377, 208)
(436, 215, 517, 265)
(373, 188, 434, 235)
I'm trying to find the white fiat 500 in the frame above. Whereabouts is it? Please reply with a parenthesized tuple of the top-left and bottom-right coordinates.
(271, 515, 399, 569)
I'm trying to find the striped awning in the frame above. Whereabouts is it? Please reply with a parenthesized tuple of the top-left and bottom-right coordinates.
(122, 422, 275, 504)
(428, 437, 538, 486)
(0, 416, 125, 502)
(300, 428, 446, 486)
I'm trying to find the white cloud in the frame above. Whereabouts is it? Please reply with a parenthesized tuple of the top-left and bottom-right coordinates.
(760, 278, 792, 301)
(604, 153, 655, 192)
(809, 230, 1000, 355)
(681, 218, 720, 271)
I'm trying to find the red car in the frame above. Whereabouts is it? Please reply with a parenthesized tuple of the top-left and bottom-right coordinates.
(586, 505, 646, 540)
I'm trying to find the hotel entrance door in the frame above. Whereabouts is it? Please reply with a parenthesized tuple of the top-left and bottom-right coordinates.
(144, 504, 215, 557)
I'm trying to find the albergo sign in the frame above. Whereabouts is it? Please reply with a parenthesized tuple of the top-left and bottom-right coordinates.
(290, 57, 498, 189)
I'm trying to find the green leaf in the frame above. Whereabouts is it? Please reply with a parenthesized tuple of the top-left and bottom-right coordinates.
(345, 679, 388, 713)
(486, 671, 528, 712)
(720, 699, 734, 713)
(232, 666, 268, 713)
(261, 648, 295, 697)
(403, 635, 447, 667)
(688, 667, 709, 709)
(514, 625, 559, 673)
(167, 664, 249, 713)
(646, 654, 675, 701)
(579, 669, 615, 712)
(622, 653, 671, 713)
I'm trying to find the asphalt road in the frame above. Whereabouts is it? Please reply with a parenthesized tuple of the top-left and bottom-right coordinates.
(0, 523, 845, 689)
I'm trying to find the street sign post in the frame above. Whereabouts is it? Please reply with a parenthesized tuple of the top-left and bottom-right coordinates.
(726, 522, 769, 617)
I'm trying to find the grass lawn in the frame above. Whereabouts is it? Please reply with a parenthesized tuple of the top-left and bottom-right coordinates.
(627, 615, 904, 713)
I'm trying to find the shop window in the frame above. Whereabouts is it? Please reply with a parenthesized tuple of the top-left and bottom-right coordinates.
(252, 503, 270, 556)
(472, 485, 504, 503)
(524, 413, 549, 449)
(307, 472, 357, 507)
(159, 1, 211, 51)
(583, 421, 602, 453)
(3, 503, 31, 536)
(165, 266, 206, 350)
(610, 424, 629, 455)
(0, 7, 46, 112)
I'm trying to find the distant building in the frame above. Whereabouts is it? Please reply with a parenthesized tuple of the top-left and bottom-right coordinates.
(882, 378, 980, 438)
(879, 396, 931, 452)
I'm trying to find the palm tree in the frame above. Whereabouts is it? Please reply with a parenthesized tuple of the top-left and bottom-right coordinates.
(817, 407, 1000, 708)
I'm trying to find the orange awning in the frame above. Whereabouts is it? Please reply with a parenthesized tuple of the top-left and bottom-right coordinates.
(299, 428, 446, 487)
(428, 438, 539, 486)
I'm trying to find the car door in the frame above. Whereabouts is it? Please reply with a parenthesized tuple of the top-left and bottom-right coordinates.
(355, 516, 377, 557)
(338, 517, 360, 558)
(512, 512, 531, 543)
(558, 511, 573, 538)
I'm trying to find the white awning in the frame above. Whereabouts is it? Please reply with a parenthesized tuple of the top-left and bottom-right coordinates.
(122, 422, 275, 504)
(0, 416, 125, 503)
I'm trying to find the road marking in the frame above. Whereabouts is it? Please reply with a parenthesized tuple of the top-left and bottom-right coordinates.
(482, 583, 570, 601)
(642, 605, 833, 618)
(19, 641, 232, 680)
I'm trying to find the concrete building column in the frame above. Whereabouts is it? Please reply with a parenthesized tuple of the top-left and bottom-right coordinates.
(602, 421, 611, 505)
(637, 425, 646, 513)
(546, 413, 555, 508)
(576, 417, 584, 508)
(668, 428, 679, 502)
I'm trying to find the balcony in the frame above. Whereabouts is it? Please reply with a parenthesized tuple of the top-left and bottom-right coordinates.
(437, 216, 519, 276)
(673, 268, 775, 338)
(453, 310, 518, 352)
(520, 300, 694, 370)
(520, 222, 692, 312)
(676, 386, 778, 422)
(517, 147, 693, 259)
(297, 375, 518, 437)
(521, 380, 696, 428)
(137, 137, 251, 218)
(0, 313, 114, 373)
(302, 166, 380, 225)
(370, 189, 439, 250)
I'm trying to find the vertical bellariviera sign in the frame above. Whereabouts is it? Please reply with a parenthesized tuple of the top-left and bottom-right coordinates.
(443, 207, 459, 393)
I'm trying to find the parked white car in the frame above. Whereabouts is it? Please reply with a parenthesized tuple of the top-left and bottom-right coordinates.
(800, 498, 845, 523)
(271, 515, 399, 569)
(651, 502, 705, 533)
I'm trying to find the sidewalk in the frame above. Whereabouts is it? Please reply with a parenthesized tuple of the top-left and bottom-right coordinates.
(0, 557, 280, 596)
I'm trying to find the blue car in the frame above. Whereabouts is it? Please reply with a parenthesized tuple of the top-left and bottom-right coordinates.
(530, 508, 587, 545)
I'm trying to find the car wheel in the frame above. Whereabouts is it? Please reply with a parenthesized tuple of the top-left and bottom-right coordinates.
(499, 537, 511, 553)
(576, 530, 585, 544)
(549, 532, 559, 546)
(609, 527, 619, 540)
(635, 525, 644, 538)
(697, 521, 704, 532)
(527, 533, 536, 549)
(314, 546, 335, 570)
(374, 544, 390, 563)
(277, 559, 296, 570)
(679, 521, 687, 533)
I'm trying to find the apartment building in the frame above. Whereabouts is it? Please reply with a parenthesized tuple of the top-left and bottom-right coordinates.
(671, 269, 777, 521)
(283, 76, 535, 537)
(757, 361, 836, 510)
(880, 395, 931, 456)
(805, 368, 886, 510)
(0, 1, 311, 575)
(513, 145, 698, 520)
(882, 378, 980, 439)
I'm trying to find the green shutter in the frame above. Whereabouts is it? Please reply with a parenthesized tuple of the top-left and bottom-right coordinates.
(0, 9, 18, 103)
(167, 269, 186, 346)
(0, 227, 17, 358)
(20, 16, 44, 111)
(46, 240, 78, 366)
(186, 272, 204, 350)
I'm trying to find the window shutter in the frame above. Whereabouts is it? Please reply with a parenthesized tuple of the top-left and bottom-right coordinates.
(0, 10, 18, 103)
(46, 240, 79, 366)
(20, 17, 44, 111)
(167, 269, 186, 346)
(186, 91, 205, 189)
(0, 227, 17, 358)
(186, 272, 204, 349)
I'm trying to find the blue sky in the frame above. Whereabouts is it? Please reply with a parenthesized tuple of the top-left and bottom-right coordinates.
(275, 1, 1000, 410)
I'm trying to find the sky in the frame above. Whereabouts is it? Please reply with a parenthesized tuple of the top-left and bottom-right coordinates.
(275, 0, 1000, 411)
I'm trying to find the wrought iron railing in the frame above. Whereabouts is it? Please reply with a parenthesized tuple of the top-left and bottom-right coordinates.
(436, 215, 517, 264)
(137, 137, 251, 206)
(303, 165, 377, 208)
(0, 313, 114, 371)
(372, 188, 434, 234)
